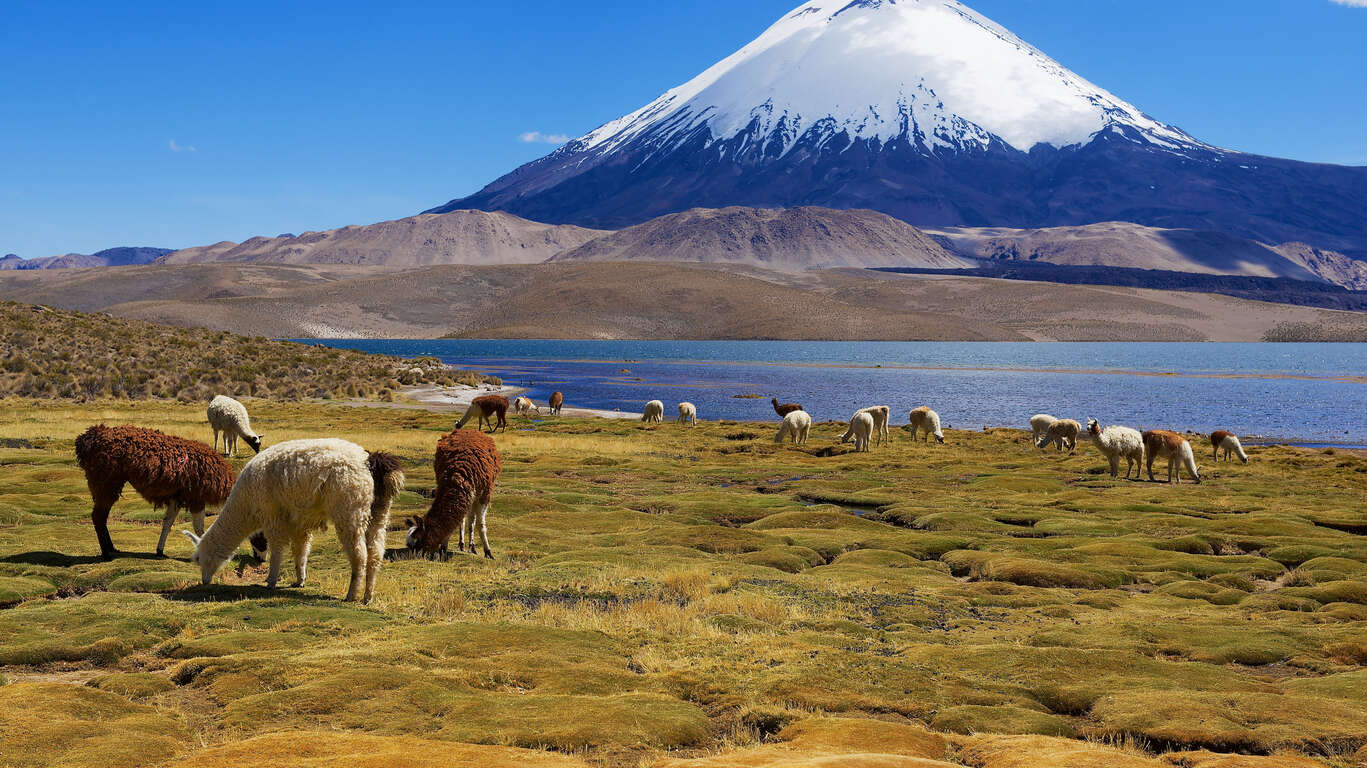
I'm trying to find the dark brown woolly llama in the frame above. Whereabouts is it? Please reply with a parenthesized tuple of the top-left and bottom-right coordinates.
(454, 395, 509, 433)
(74, 424, 235, 558)
(771, 397, 803, 419)
(406, 429, 501, 558)
(548, 391, 564, 416)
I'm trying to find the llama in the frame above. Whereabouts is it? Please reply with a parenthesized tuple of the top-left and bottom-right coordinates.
(774, 410, 812, 445)
(642, 400, 665, 423)
(909, 406, 945, 443)
(1030, 414, 1058, 444)
(1086, 419, 1145, 480)
(1037, 419, 1081, 454)
(513, 396, 541, 416)
(406, 430, 501, 559)
(1211, 430, 1249, 463)
(75, 425, 236, 559)
(840, 411, 875, 452)
(207, 395, 263, 457)
(183, 439, 404, 603)
(771, 397, 803, 419)
(1144, 430, 1202, 484)
(455, 395, 508, 433)
(677, 402, 697, 426)
(855, 406, 891, 446)
(549, 391, 564, 416)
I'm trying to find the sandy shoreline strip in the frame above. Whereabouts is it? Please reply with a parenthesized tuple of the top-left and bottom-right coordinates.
(395, 384, 641, 420)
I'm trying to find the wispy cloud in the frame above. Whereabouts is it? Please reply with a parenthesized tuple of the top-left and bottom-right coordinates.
(518, 131, 571, 145)
(1331, 0, 1367, 7)
(169, 139, 197, 153)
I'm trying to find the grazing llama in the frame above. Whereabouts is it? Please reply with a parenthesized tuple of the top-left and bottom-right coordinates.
(184, 439, 404, 603)
(855, 406, 891, 446)
(677, 402, 698, 426)
(1210, 430, 1249, 463)
(642, 400, 665, 423)
(548, 391, 564, 416)
(1037, 419, 1081, 454)
(455, 395, 509, 433)
(513, 396, 540, 416)
(840, 411, 875, 452)
(1030, 414, 1058, 444)
(207, 395, 263, 457)
(775, 410, 812, 445)
(1086, 419, 1145, 479)
(75, 425, 235, 559)
(771, 397, 803, 419)
(909, 406, 945, 443)
(407, 430, 501, 559)
(1144, 430, 1202, 484)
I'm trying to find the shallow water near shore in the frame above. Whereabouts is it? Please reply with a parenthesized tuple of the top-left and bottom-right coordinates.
(310, 340, 1367, 446)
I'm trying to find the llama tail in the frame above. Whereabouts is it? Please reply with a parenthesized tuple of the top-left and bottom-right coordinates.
(366, 451, 406, 513)
(1181, 441, 1201, 484)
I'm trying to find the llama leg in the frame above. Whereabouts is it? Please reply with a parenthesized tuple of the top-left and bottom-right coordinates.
(87, 478, 123, 558)
(155, 501, 179, 556)
(190, 507, 206, 536)
(266, 541, 286, 589)
(363, 513, 388, 602)
(289, 531, 311, 587)
(477, 501, 493, 559)
(1109, 456, 1119, 478)
(463, 509, 476, 554)
(337, 523, 367, 602)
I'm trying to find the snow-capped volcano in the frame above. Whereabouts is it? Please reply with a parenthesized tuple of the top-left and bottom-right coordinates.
(430, 0, 1367, 260)
(579, 0, 1197, 157)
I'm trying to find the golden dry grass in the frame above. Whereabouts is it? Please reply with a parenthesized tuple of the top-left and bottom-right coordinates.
(0, 400, 1363, 767)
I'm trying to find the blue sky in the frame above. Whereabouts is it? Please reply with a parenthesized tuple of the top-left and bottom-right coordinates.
(3, 0, 1365, 258)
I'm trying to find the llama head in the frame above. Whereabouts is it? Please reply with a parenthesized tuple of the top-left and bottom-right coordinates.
(1192, 466, 1203, 483)
(1087, 419, 1100, 436)
(246, 434, 263, 453)
(934, 432, 945, 444)
(405, 517, 423, 550)
(181, 530, 224, 585)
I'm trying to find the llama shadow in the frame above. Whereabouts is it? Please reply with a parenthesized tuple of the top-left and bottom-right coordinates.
(0, 550, 164, 567)
(165, 582, 330, 604)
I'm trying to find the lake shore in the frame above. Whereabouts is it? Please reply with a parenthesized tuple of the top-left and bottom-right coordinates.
(391, 384, 643, 420)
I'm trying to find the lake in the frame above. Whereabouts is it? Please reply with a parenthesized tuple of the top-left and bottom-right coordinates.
(309, 340, 1367, 446)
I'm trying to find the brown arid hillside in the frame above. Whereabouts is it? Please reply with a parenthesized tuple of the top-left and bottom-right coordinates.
(1274, 242, 1367, 291)
(551, 206, 971, 271)
(0, 302, 497, 401)
(929, 222, 1358, 285)
(5, 261, 1367, 342)
(158, 210, 605, 267)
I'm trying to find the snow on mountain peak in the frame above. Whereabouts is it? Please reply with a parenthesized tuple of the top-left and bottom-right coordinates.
(576, 0, 1199, 157)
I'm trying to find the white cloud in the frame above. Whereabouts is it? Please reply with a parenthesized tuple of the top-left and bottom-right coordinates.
(1331, 0, 1367, 7)
(518, 131, 571, 144)
(169, 139, 197, 153)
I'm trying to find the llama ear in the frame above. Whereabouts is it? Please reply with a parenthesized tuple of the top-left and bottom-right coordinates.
(181, 530, 202, 546)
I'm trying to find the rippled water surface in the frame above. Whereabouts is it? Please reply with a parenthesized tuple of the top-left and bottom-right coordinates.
(311, 340, 1367, 445)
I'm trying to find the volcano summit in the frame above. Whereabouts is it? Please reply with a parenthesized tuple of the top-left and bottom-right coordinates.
(432, 0, 1367, 259)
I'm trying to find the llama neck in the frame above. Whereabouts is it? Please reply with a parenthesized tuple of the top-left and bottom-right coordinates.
(200, 492, 256, 562)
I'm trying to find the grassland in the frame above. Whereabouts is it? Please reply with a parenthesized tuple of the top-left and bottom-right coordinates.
(0, 302, 499, 401)
(0, 399, 1365, 767)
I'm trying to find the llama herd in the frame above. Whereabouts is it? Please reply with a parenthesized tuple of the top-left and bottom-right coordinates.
(68, 388, 1252, 604)
(73, 394, 502, 603)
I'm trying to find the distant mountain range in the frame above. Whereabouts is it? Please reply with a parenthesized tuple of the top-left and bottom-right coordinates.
(550, 206, 970, 270)
(156, 211, 604, 267)
(0, 247, 171, 271)
(429, 0, 1367, 262)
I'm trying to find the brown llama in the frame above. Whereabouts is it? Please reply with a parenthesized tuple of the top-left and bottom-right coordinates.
(1143, 429, 1202, 484)
(406, 430, 502, 558)
(772, 397, 803, 419)
(549, 391, 564, 416)
(75, 425, 236, 559)
(454, 394, 509, 433)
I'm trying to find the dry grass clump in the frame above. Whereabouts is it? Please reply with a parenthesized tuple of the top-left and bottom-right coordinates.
(0, 302, 498, 401)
